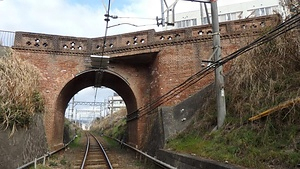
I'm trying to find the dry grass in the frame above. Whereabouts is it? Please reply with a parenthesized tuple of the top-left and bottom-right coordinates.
(227, 30, 300, 123)
(168, 29, 300, 168)
(0, 49, 44, 136)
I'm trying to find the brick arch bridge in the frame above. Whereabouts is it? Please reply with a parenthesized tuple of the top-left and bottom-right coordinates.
(12, 15, 278, 150)
(56, 69, 139, 145)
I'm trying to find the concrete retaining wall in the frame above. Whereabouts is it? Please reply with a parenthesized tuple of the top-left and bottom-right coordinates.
(142, 83, 214, 156)
(157, 149, 244, 169)
(162, 83, 214, 141)
(0, 113, 48, 169)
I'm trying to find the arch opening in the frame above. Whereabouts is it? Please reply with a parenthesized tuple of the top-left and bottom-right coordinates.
(55, 69, 138, 145)
(57, 69, 137, 114)
(64, 87, 118, 129)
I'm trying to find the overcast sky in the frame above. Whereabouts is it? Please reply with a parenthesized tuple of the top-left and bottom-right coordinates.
(0, 0, 253, 37)
(0, 0, 252, 119)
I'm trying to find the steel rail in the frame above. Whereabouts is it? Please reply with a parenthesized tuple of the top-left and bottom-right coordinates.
(90, 132, 113, 169)
(105, 135, 177, 169)
(80, 133, 90, 169)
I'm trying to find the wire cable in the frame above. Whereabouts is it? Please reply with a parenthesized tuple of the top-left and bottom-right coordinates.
(99, 0, 112, 67)
(129, 13, 300, 119)
(116, 16, 157, 20)
(107, 23, 157, 28)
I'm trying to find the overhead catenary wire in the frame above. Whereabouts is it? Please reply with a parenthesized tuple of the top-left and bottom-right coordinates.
(137, 52, 217, 115)
(219, 13, 300, 65)
(131, 13, 300, 119)
(107, 23, 157, 28)
(90, 0, 111, 117)
(99, 0, 112, 66)
(113, 16, 157, 20)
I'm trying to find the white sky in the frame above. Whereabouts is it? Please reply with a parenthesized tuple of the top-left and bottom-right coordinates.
(0, 0, 253, 119)
(0, 0, 253, 37)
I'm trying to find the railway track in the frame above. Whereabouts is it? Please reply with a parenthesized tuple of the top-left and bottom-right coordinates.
(74, 132, 113, 169)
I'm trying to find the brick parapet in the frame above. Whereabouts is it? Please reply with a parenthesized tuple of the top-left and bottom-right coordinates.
(13, 15, 279, 56)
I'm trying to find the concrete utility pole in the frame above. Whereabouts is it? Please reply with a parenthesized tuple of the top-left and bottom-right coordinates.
(182, 0, 226, 128)
(160, 0, 165, 27)
(210, 0, 226, 129)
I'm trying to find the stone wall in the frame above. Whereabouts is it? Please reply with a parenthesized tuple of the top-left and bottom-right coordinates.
(0, 113, 48, 169)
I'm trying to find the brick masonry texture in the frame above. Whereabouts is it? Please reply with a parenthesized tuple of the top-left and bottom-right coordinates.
(12, 15, 279, 150)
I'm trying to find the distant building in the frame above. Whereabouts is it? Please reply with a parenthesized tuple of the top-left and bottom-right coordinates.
(171, 0, 286, 29)
(107, 93, 126, 115)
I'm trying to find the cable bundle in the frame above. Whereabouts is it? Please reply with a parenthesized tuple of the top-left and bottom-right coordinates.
(130, 13, 300, 119)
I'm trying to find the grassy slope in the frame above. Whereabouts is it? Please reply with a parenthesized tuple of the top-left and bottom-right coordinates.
(90, 109, 127, 139)
(0, 48, 44, 135)
(166, 30, 300, 168)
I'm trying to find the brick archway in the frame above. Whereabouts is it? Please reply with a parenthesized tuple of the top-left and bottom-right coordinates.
(52, 69, 138, 148)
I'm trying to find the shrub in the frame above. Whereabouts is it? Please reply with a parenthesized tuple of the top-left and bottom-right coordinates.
(0, 49, 44, 136)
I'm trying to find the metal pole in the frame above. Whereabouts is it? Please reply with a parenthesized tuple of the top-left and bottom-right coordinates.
(34, 158, 37, 168)
(160, 0, 165, 26)
(43, 156, 46, 165)
(71, 97, 75, 120)
(200, 2, 204, 25)
(210, 0, 226, 129)
(204, 3, 211, 24)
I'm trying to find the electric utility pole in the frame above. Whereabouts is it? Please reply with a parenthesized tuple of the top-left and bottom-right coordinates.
(211, 0, 226, 129)
(166, 0, 227, 128)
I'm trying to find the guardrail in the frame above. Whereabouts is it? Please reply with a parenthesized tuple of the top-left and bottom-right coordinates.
(0, 30, 15, 47)
(17, 135, 77, 169)
(104, 135, 177, 169)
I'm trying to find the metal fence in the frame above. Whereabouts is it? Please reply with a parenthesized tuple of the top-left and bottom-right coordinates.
(17, 135, 77, 169)
(0, 30, 15, 47)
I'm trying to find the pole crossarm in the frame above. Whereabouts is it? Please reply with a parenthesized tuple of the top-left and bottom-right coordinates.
(76, 110, 102, 113)
(70, 101, 106, 107)
(182, 0, 210, 3)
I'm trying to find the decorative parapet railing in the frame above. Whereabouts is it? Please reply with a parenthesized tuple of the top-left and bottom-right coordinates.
(0, 30, 15, 47)
(12, 15, 280, 56)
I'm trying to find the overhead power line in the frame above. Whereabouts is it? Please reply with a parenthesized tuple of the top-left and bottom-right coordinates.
(98, 0, 112, 67)
(112, 16, 157, 20)
(107, 23, 157, 28)
(129, 13, 300, 119)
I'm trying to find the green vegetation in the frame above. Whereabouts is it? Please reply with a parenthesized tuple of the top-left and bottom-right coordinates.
(106, 117, 126, 138)
(166, 30, 300, 168)
(90, 108, 127, 139)
(0, 48, 44, 136)
(30, 164, 51, 169)
(68, 131, 82, 149)
(64, 118, 81, 144)
(102, 136, 119, 148)
(48, 160, 58, 167)
(60, 157, 67, 165)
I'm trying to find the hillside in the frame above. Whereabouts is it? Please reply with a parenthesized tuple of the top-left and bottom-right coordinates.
(166, 29, 300, 168)
(90, 109, 127, 139)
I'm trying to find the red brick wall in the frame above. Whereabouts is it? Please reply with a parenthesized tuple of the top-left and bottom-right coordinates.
(12, 15, 279, 149)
